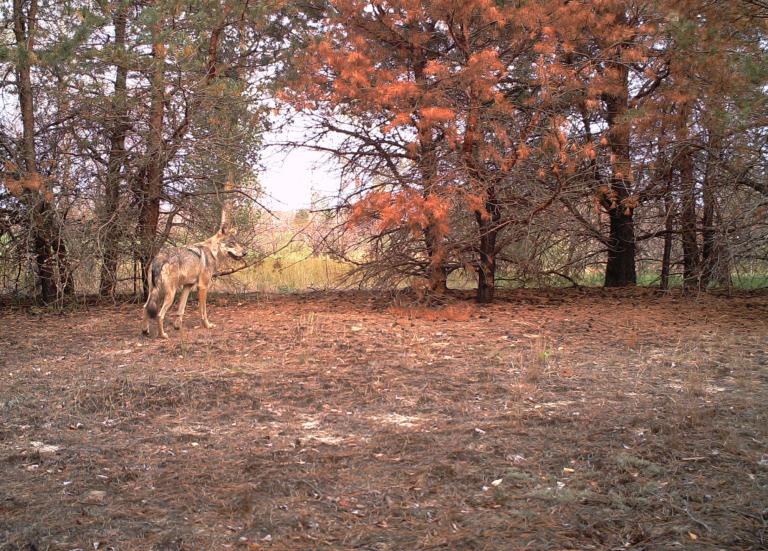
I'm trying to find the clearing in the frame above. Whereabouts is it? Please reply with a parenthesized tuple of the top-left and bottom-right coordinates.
(1, 289, 767, 550)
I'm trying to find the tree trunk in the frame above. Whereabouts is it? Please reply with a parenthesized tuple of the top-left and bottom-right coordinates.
(424, 224, 448, 293)
(602, 84, 637, 287)
(13, 0, 72, 302)
(462, 95, 500, 303)
(677, 103, 700, 291)
(700, 128, 720, 288)
(99, 1, 129, 297)
(475, 205, 500, 303)
(414, 53, 448, 294)
(655, 128, 674, 290)
(604, 207, 637, 287)
(137, 18, 166, 298)
(660, 196, 674, 290)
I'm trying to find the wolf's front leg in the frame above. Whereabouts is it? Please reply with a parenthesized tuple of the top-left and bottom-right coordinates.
(198, 286, 215, 329)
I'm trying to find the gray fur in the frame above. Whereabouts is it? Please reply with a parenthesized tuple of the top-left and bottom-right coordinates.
(142, 230, 246, 338)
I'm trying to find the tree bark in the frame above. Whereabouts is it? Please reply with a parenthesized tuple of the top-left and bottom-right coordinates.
(414, 53, 448, 293)
(475, 200, 500, 303)
(660, 196, 674, 290)
(677, 103, 700, 291)
(700, 127, 720, 288)
(602, 73, 637, 287)
(656, 125, 674, 290)
(99, 1, 130, 297)
(13, 0, 72, 302)
(13, 0, 36, 175)
(137, 16, 166, 298)
(462, 95, 499, 303)
(604, 206, 637, 287)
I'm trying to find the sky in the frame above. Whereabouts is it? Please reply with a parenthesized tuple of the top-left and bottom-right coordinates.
(259, 143, 341, 211)
(259, 114, 343, 212)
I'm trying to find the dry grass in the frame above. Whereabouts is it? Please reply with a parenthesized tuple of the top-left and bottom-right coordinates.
(233, 255, 350, 293)
(1, 288, 767, 550)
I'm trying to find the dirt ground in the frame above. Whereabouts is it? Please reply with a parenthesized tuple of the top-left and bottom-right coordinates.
(1, 289, 767, 551)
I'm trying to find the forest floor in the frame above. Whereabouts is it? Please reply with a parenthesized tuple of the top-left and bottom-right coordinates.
(1, 288, 767, 551)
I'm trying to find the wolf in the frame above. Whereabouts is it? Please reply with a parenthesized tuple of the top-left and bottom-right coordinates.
(142, 227, 246, 339)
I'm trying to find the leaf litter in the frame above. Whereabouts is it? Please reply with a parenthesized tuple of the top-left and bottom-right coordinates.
(0, 288, 767, 550)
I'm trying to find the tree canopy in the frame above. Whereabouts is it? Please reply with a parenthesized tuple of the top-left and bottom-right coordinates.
(0, 0, 766, 302)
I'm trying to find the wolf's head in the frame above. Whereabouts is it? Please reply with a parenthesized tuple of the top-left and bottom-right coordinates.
(212, 227, 247, 260)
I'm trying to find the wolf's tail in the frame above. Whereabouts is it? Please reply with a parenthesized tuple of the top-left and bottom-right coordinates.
(146, 289, 159, 319)
(145, 261, 162, 319)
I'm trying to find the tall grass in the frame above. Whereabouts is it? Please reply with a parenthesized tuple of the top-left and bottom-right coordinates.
(233, 253, 351, 292)
(731, 273, 768, 290)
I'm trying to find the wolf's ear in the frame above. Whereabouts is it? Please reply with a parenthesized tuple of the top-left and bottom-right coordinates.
(219, 179, 234, 233)
(219, 205, 229, 234)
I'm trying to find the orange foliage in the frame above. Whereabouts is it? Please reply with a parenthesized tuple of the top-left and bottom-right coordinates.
(3, 178, 23, 197)
(24, 172, 44, 192)
(424, 60, 449, 79)
(516, 144, 531, 161)
(583, 143, 597, 160)
(2, 171, 47, 198)
(419, 107, 456, 125)
(350, 189, 452, 241)
(379, 81, 418, 104)
(283, 0, 683, 267)
(383, 112, 414, 133)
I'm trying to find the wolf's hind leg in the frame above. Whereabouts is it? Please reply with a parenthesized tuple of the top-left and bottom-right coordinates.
(142, 267, 154, 336)
(174, 285, 192, 330)
(157, 289, 176, 339)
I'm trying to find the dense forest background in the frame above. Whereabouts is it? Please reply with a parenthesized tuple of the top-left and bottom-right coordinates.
(1, 0, 766, 304)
